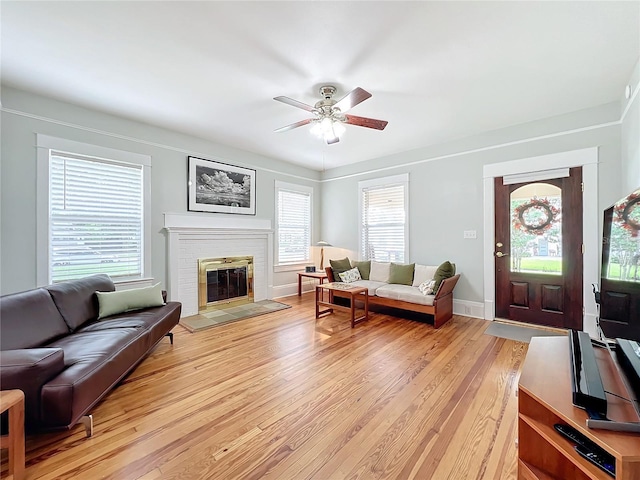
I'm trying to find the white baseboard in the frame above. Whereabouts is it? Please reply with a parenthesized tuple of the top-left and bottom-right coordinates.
(453, 300, 485, 319)
(272, 282, 301, 299)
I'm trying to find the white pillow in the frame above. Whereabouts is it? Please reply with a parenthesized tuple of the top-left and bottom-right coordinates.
(369, 261, 391, 282)
(418, 280, 436, 296)
(338, 267, 362, 283)
(412, 264, 438, 287)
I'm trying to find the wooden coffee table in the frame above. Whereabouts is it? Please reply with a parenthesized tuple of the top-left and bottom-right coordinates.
(316, 283, 369, 327)
(0, 390, 25, 480)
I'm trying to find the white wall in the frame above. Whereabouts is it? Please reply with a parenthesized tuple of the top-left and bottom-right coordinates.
(0, 87, 321, 295)
(3, 75, 637, 309)
(621, 58, 640, 194)
(320, 102, 623, 314)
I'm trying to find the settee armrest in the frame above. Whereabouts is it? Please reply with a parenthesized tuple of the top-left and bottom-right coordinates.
(324, 266, 336, 282)
(1, 348, 65, 429)
(434, 274, 460, 300)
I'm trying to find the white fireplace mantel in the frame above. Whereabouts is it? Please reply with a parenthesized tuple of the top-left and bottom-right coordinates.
(164, 212, 272, 231)
(163, 213, 274, 316)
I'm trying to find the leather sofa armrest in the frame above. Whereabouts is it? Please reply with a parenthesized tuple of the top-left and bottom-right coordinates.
(1, 348, 65, 389)
(1, 348, 65, 429)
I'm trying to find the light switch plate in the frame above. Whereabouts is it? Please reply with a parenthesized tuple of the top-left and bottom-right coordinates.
(463, 230, 477, 239)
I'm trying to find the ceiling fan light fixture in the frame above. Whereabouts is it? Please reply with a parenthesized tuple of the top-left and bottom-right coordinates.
(332, 120, 346, 137)
(274, 85, 387, 144)
(310, 117, 345, 142)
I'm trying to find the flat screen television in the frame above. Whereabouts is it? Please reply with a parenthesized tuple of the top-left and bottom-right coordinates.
(600, 186, 640, 342)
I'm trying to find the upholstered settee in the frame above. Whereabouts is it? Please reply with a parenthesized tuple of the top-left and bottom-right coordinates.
(0, 274, 181, 436)
(325, 259, 460, 328)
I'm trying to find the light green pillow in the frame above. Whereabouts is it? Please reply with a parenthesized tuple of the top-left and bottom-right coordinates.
(432, 261, 455, 293)
(388, 263, 415, 285)
(96, 283, 164, 319)
(330, 257, 352, 282)
(351, 260, 371, 280)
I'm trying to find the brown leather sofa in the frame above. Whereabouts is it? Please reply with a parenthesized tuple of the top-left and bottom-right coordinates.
(0, 274, 181, 436)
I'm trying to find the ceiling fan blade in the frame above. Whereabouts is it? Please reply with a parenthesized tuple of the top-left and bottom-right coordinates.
(344, 114, 388, 130)
(274, 118, 313, 133)
(326, 135, 340, 145)
(334, 87, 372, 112)
(273, 96, 316, 112)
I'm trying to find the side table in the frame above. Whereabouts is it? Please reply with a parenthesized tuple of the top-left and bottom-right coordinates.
(0, 389, 25, 480)
(316, 283, 369, 328)
(298, 271, 328, 296)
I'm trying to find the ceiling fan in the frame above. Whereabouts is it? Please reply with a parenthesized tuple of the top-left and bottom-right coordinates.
(273, 85, 388, 144)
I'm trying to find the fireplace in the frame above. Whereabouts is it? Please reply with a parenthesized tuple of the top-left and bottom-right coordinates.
(198, 256, 254, 312)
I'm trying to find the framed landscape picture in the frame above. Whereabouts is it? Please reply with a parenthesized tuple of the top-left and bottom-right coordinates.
(188, 156, 256, 215)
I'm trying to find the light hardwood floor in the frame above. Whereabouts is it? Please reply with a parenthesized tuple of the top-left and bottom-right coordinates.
(9, 294, 526, 480)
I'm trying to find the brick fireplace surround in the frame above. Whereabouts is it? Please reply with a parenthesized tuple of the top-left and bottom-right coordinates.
(163, 213, 274, 317)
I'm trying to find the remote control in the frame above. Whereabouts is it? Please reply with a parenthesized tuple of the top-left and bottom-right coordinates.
(554, 423, 596, 450)
(575, 444, 616, 477)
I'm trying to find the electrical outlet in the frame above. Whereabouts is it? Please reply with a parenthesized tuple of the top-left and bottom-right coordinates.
(463, 230, 477, 239)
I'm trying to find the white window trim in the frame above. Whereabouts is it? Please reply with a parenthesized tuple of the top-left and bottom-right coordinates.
(358, 173, 410, 262)
(36, 134, 152, 286)
(274, 180, 313, 271)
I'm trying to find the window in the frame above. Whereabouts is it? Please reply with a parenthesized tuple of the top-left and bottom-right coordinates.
(275, 181, 312, 266)
(37, 135, 151, 285)
(359, 174, 409, 262)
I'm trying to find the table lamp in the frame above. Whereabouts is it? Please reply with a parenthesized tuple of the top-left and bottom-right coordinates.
(316, 241, 332, 269)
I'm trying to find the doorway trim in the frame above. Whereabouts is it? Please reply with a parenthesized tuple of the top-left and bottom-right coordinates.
(482, 147, 599, 335)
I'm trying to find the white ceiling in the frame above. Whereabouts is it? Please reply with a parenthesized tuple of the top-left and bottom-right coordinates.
(2, 1, 639, 171)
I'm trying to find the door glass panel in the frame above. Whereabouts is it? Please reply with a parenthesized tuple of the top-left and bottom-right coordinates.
(604, 187, 640, 281)
(510, 183, 562, 275)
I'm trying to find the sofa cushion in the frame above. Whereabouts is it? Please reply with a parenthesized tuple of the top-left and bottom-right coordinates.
(329, 257, 352, 282)
(375, 284, 435, 306)
(389, 263, 415, 285)
(433, 261, 456, 293)
(349, 280, 387, 296)
(46, 274, 115, 331)
(369, 261, 391, 282)
(96, 283, 164, 319)
(0, 288, 70, 349)
(412, 264, 438, 287)
(338, 267, 362, 283)
(351, 260, 371, 280)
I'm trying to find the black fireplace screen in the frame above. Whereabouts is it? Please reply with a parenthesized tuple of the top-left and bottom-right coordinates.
(206, 266, 248, 303)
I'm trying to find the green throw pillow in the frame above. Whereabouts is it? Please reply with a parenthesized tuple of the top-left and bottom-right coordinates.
(432, 261, 455, 294)
(96, 283, 164, 319)
(329, 257, 352, 282)
(388, 263, 415, 285)
(352, 260, 371, 280)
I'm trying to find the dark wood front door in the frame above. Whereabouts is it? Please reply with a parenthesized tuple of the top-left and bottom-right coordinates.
(494, 167, 583, 330)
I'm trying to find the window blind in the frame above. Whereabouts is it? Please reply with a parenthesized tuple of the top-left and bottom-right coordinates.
(277, 188, 311, 264)
(49, 153, 144, 282)
(361, 183, 406, 262)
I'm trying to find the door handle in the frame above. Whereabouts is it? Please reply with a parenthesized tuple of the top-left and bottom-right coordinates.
(495, 251, 509, 257)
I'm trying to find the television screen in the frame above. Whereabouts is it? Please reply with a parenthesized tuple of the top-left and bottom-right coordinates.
(600, 186, 640, 341)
